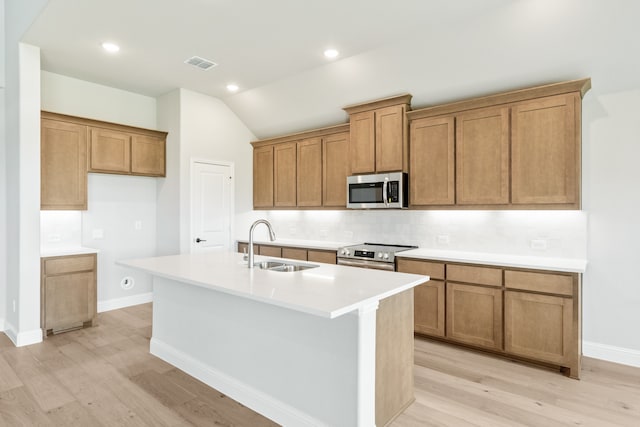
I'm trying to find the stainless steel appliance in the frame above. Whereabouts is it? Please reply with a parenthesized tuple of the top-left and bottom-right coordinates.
(337, 243, 417, 271)
(347, 172, 408, 209)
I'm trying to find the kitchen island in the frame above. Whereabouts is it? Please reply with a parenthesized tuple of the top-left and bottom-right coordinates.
(118, 251, 429, 427)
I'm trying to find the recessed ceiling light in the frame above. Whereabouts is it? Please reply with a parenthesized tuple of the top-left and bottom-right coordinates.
(101, 42, 120, 53)
(324, 48, 339, 59)
(226, 83, 239, 93)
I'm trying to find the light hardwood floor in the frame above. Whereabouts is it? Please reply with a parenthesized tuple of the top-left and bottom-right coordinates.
(1, 303, 639, 426)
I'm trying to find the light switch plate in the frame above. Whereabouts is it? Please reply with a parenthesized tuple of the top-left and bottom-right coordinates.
(531, 239, 547, 250)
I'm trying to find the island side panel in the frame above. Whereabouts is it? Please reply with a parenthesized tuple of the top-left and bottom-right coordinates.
(150, 276, 363, 427)
(376, 289, 415, 426)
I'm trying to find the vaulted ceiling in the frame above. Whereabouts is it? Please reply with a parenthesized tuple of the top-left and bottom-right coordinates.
(23, 0, 640, 138)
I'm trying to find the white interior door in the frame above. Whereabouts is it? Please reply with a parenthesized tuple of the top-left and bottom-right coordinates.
(191, 160, 233, 253)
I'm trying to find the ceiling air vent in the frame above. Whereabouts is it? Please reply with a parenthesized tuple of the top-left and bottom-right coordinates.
(184, 56, 218, 71)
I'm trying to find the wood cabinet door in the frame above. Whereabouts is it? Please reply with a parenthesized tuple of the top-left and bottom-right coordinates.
(253, 145, 274, 208)
(409, 116, 455, 206)
(446, 283, 503, 350)
(274, 142, 297, 207)
(282, 247, 307, 261)
(41, 119, 88, 210)
(89, 127, 131, 173)
(349, 110, 376, 174)
(131, 135, 165, 176)
(297, 138, 322, 207)
(505, 291, 574, 365)
(511, 93, 579, 206)
(414, 280, 445, 337)
(259, 245, 282, 257)
(44, 271, 96, 331)
(375, 104, 406, 172)
(456, 107, 510, 205)
(307, 250, 337, 264)
(323, 131, 350, 207)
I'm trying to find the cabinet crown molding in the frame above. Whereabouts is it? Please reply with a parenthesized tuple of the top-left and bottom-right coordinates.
(250, 123, 350, 148)
(342, 93, 413, 115)
(407, 78, 591, 120)
(41, 111, 168, 138)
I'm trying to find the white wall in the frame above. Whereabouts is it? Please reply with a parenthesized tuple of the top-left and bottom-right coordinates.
(40, 72, 159, 311)
(156, 90, 181, 256)
(581, 89, 640, 362)
(158, 89, 255, 253)
(3, 0, 51, 345)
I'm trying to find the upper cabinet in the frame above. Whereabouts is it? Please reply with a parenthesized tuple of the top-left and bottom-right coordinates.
(511, 94, 579, 206)
(253, 145, 274, 208)
(251, 124, 350, 209)
(41, 111, 168, 210)
(274, 142, 297, 207)
(407, 78, 590, 210)
(344, 94, 411, 174)
(41, 119, 88, 210)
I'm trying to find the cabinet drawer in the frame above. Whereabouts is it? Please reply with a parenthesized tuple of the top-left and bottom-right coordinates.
(307, 250, 336, 264)
(396, 259, 445, 280)
(259, 245, 282, 258)
(505, 270, 574, 296)
(447, 264, 502, 287)
(44, 255, 95, 275)
(282, 247, 307, 261)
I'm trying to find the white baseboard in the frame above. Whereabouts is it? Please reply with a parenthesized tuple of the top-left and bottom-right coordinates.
(150, 338, 329, 427)
(583, 341, 640, 368)
(97, 292, 153, 313)
(3, 320, 42, 347)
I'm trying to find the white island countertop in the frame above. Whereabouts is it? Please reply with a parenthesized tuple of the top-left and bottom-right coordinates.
(118, 251, 428, 318)
(398, 248, 587, 273)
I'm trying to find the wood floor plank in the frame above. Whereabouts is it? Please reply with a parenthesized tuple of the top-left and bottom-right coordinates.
(0, 386, 51, 426)
(0, 354, 23, 393)
(46, 400, 105, 427)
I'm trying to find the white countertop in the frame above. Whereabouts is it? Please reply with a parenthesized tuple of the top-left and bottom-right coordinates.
(41, 246, 99, 258)
(236, 238, 352, 251)
(118, 251, 428, 319)
(398, 248, 587, 273)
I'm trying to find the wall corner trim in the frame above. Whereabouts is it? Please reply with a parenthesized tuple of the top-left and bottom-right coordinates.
(97, 292, 153, 313)
(3, 322, 43, 347)
(583, 340, 640, 368)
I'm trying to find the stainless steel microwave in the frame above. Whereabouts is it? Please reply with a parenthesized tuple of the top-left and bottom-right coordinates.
(347, 172, 408, 209)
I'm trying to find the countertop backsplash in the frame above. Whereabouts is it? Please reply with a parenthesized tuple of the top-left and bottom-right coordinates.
(237, 209, 588, 259)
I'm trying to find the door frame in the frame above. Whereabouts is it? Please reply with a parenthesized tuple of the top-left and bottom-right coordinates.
(189, 158, 235, 254)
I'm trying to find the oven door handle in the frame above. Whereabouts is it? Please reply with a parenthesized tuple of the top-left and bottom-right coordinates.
(337, 258, 396, 271)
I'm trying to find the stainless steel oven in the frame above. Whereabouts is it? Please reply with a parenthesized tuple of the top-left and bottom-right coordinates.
(337, 243, 417, 271)
(347, 172, 408, 209)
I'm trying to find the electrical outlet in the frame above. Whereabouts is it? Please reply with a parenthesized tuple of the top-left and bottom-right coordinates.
(47, 233, 62, 243)
(135, 220, 142, 230)
(120, 276, 135, 290)
(437, 235, 450, 245)
(12, 300, 16, 313)
(319, 228, 328, 238)
(531, 239, 548, 250)
(92, 229, 104, 239)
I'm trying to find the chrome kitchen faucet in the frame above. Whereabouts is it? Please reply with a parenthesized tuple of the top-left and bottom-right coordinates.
(247, 219, 276, 268)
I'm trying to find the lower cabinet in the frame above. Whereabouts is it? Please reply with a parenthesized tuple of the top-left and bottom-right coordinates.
(446, 282, 503, 350)
(41, 253, 97, 337)
(236, 242, 337, 265)
(397, 257, 582, 378)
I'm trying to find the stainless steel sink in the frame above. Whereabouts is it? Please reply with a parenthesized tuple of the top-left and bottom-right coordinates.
(254, 260, 318, 272)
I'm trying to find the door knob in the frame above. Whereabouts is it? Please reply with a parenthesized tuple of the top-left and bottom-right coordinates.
(196, 238, 207, 243)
